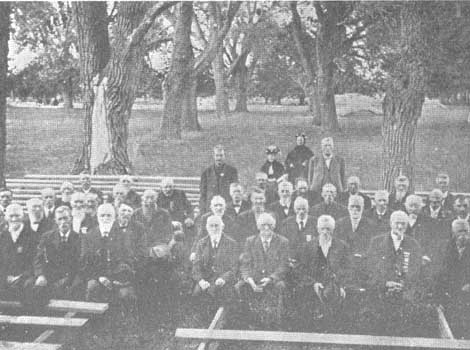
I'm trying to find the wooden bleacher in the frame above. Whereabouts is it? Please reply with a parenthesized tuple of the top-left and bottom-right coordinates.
(6, 174, 201, 207)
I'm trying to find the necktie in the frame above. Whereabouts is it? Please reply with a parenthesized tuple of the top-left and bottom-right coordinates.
(299, 221, 304, 231)
(61, 235, 67, 243)
(262, 240, 269, 252)
(212, 239, 218, 250)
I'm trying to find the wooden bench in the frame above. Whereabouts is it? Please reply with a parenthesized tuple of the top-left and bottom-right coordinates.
(6, 175, 201, 207)
(0, 299, 109, 349)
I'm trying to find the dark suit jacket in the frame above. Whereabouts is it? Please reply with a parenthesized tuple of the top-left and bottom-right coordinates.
(292, 191, 321, 208)
(235, 210, 278, 245)
(34, 229, 81, 284)
(240, 233, 289, 283)
(421, 205, 452, 221)
(0, 226, 36, 288)
(284, 145, 314, 184)
(278, 215, 317, 261)
(338, 191, 372, 210)
(192, 212, 237, 252)
(336, 216, 377, 258)
(310, 201, 348, 221)
(435, 240, 470, 300)
(298, 237, 351, 287)
(192, 234, 239, 284)
(55, 198, 71, 209)
(225, 200, 251, 218)
(442, 192, 455, 212)
(260, 160, 285, 181)
(78, 187, 103, 202)
(118, 220, 147, 260)
(124, 189, 141, 210)
(24, 217, 56, 248)
(157, 189, 193, 223)
(131, 207, 173, 248)
(366, 234, 423, 296)
(72, 214, 98, 236)
(388, 191, 411, 212)
(267, 200, 295, 229)
(307, 155, 346, 193)
(365, 208, 391, 235)
(80, 224, 134, 281)
(199, 163, 238, 213)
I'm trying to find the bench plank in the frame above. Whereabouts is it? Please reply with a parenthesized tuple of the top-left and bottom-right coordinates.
(34, 311, 76, 343)
(0, 315, 87, 327)
(437, 305, 454, 339)
(24, 174, 200, 181)
(197, 307, 226, 350)
(175, 329, 470, 349)
(0, 299, 108, 314)
(0, 341, 61, 350)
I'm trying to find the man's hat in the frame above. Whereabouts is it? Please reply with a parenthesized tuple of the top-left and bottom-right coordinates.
(266, 145, 280, 155)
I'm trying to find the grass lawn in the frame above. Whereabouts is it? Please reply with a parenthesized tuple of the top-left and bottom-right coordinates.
(6, 93, 470, 192)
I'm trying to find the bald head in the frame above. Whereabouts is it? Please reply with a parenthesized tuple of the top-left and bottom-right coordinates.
(97, 203, 115, 225)
(321, 183, 337, 204)
(390, 210, 409, 237)
(405, 195, 423, 215)
(348, 195, 364, 220)
(294, 196, 309, 219)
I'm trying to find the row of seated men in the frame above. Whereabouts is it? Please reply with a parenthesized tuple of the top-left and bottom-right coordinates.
(0, 172, 469, 337)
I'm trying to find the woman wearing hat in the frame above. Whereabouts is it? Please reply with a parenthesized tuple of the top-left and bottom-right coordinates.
(260, 145, 285, 182)
(284, 133, 314, 184)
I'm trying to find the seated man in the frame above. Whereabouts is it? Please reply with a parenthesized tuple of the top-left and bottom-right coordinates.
(310, 183, 348, 221)
(237, 212, 289, 329)
(119, 175, 141, 209)
(422, 189, 452, 221)
(296, 215, 349, 331)
(450, 195, 469, 225)
(404, 195, 427, 238)
(338, 176, 372, 210)
(55, 181, 74, 208)
(80, 204, 135, 304)
(336, 195, 375, 291)
(225, 183, 251, 218)
(25, 198, 56, 248)
(115, 203, 146, 262)
(278, 196, 317, 264)
(388, 175, 412, 211)
(157, 177, 194, 226)
(131, 189, 173, 249)
(365, 211, 430, 337)
(254, 172, 278, 205)
(435, 219, 470, 339)
(0, 204, 36, 303)
(236, 187, 271, 245)
(71, 192, 98, 235)
(366, 190, 391, 235)
(435, 173, 455, 212)
(267, 181, 295, 227)
(292, 178, 320, 207)
(33, 206, 82, 300)
(0, 187, 12, 213)
(85, 192, 99, 221)
(260, 145, 285, 182)
(191, 196, 236, 257)
(41, 187, 57, 222)
(78, 171, 103, 203)
(192, 215, 239, 302)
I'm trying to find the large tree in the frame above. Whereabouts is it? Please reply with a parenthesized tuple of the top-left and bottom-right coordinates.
(73, 1, 174, 174)
(0, 2, 10, 186)
(159, 1, 240, 139)
(380, 2, 433, 190)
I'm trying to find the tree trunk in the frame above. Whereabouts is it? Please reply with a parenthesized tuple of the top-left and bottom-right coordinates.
(316, 62, 339, 131)
(306, 84, 321, 126)
(0, 3, 10, 186)
(234, 62, 248, 112)
(159, 2, 193, 140)
(72, 2, 110, 173)
(382, 3, 427, 192)
(182, 73, 201, 131)
(62, 76, 74, 109)
(212, 46, 229, 118)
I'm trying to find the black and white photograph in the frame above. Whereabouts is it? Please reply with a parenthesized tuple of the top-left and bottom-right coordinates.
(0, 1, 469, 349)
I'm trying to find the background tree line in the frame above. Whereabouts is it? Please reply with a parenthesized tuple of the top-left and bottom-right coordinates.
(1, 1, 469, 191)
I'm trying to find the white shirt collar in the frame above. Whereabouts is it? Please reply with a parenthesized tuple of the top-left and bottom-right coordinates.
(319, 234, 332, 256)
(99, 223, 114, 237)
(296, 216, 307, 226)
(391, 232, 403, 251)
(261, 235, 273, 245)
(279, 199, 291, 207)
(59, 230, 71, 239)
(429, 206, 441, 218)
(210, 233, 222, 247)
(9, 224, 24, 243)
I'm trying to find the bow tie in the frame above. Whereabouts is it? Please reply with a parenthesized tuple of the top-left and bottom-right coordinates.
(102, 232, 109, 238)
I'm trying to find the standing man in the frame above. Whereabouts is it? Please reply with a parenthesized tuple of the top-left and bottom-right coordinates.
(285, 132, 314, 185)
(310, 184, 348, 221)
(308, 137, 345, 195)
(199, 145, 238, 214)
(33, 206, 82, 300)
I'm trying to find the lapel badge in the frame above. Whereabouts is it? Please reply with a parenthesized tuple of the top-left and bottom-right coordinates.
(17, 246, 23, 254)
(220, 173, 224, 177)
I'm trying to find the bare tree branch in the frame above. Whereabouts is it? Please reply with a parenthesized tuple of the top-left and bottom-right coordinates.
(193, 11, 208, 46)
(290, 1, 316, 79)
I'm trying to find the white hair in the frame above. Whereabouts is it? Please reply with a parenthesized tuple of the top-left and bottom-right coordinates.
(97, 203, 116, 217)
(452, 218, 470, 233)
(206, 215, 225, 229)
(210, 195, 226, 207)
(71, 192, 86, 202)
(256, 212, 276, 228)
(60, 181, 74, 192)
(161, 177, 174, 187)
(390, 210, 409, 225)
(26, 197, 43, 209)
(5, 203, 24, 218)
(405, 195, 423, 210)
(348, 195, 364, 208)
(374, 190, 389, 201)
(294, 196, 309, 209)
(317, 215, 335, 230)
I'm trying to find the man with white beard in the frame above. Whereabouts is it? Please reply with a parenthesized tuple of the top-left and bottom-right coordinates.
(80, 204, 135, 303)
(25, 197, 56, 247)
(71, 192, 97, 235)
(389, 175, 412, 211)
